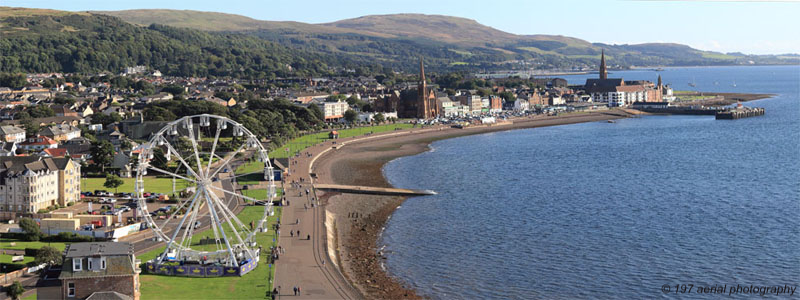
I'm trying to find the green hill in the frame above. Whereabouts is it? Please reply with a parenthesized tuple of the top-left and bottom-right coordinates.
(94, 9, 798, 71)
(1, 7, 796, 76)
(0, 8, 342, 77)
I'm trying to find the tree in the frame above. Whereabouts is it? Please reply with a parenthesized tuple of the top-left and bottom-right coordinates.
(34, 245, 63, 265)
(91, 113, 122, 126)
(104, 174, 124, 193)
(5, 281, 24, 300)
(18, 218, 41, 241)
(143, 106, 177, 121)
(28, 105, 55, 118)
(91, 140, 114, 172)
(373, 113, 385, 125)
(161, 84, 185, 96)
(343, 109, 358, 124)
(0, 73, 26, 90)
(308, 103, 324, 121)
(19, 117, 39, 137)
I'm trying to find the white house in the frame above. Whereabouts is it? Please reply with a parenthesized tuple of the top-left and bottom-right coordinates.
(0, 125, 26, 143)
(514, 99, 530, 111)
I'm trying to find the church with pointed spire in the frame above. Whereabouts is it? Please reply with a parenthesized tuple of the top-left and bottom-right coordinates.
(416, 57, 439, 119)
(584, 49, 667, 106)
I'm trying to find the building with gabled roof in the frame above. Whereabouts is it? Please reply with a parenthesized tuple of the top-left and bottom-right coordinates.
(20, 135, 58, 151)
(39, 124, 81, 142)
(58, 242, 140, 300)
(0, 125, 26, 143)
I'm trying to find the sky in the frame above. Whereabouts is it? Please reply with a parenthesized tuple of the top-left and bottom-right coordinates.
(3, 0, 798, 55)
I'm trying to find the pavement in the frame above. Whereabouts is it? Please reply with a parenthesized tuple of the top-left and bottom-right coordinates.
(273, 142, 361, 300)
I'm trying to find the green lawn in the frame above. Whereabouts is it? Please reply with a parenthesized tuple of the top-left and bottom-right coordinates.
(240, 188, 282, 201)
(269, 123, 413, 159)
(82, 177, 192, 195)
(0, 238, 67, 251)
(234, 160, 267, 185)
(0, 254, 34, 265)
(139, 205, 282, 299)
(22, 292, 36, 300)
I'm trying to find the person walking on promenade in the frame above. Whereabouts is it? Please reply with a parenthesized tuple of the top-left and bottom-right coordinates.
(290, 231, 293, 237)
(307, 234, 310, 240)
(297, 286, 301, 295)
(297, 230, 300, 236)
(293, 286, 297, 296)
(296, 218, 299, 225)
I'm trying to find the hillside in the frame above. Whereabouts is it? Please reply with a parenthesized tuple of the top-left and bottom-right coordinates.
(1, 7, 796, 76)
(93, 9, 798, 71)
(0, 8, 345, 77)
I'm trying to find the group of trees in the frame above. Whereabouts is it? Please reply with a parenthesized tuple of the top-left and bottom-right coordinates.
(0, 14, 340, 78)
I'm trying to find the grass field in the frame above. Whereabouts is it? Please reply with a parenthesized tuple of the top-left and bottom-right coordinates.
(240, 189, 282, 201)
(0, 254, 34, 265)
(82, 177, 192, 195)
(22, 292, 36, 300)
(0, 238, 68, 251)
(139, 205, 282, 299)
(269, 123, 413, 159)
(234, 160, 267, 185)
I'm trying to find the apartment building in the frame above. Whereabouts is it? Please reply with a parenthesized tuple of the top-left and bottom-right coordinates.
(0, 156, 80, 213)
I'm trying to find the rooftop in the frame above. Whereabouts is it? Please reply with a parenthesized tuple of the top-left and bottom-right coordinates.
(64, 242, 134, 258)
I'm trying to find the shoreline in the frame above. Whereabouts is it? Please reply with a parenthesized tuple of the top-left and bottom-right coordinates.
(310, 109, 636, 299)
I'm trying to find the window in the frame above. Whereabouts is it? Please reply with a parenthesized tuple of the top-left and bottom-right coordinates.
(68, 282, 75, 297)
(101, 257, 106, 270)
(73, 258, 82, 271)
(87, 259, 92, 270)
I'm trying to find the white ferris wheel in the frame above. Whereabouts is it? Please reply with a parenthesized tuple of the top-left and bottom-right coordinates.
(135, 114, 276, 267)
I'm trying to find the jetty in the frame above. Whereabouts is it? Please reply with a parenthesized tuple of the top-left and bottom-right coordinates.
(715, 107, 765, 120)
(314, 183, 436, 196)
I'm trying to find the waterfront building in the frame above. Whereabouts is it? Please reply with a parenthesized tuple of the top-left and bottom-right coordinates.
(417, 58, 439, 119)
(584, 50, 664, 107)
(514, 99, 530, 111)
(489, 95, 503, 113)
(323, 100, 349, 122)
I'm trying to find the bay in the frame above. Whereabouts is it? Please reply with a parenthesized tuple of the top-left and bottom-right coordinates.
(381, 65, 800, 299)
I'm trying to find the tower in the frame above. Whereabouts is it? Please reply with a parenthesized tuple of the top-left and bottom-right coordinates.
(418, 57, 429, 118)
(599, 49, 608, 80)
(657, 75, 662, 88)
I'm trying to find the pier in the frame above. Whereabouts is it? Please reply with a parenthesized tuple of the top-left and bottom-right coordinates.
(314, 184, 437, 196)
(715, 107, 765, 119)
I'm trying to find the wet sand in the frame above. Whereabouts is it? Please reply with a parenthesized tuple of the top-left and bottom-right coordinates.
(309, 110, 634, 299)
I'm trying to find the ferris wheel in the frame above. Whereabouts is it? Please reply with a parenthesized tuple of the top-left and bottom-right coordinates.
(136, 114, 276, 267)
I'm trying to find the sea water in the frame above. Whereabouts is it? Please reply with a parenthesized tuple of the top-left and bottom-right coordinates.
(382, 65, 800, 298)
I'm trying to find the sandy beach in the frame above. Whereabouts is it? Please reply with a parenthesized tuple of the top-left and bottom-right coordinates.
(308, 109, 635, 299)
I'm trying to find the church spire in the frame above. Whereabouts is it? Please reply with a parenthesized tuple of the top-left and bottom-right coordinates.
(657, 74, 663, 88)
(419, 57, 426, 84)
(599, 49, 608, 80)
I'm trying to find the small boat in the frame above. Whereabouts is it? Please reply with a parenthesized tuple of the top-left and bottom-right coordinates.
(607, 120, 616, 123)
(731, 81, 737, 87)
(688, 77, 696, 87)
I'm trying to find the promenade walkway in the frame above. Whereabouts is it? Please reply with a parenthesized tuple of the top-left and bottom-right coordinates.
(274, 125, 452, 299)
(273, 141, 360, 299)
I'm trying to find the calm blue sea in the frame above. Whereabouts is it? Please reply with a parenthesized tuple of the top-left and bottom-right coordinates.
(381, 65, 800, 299)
